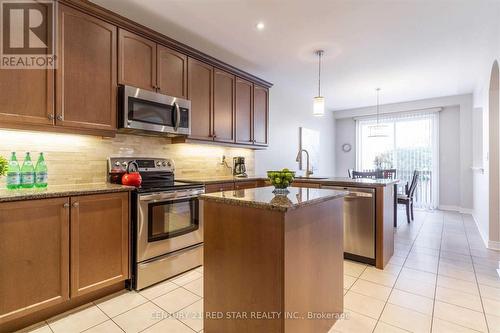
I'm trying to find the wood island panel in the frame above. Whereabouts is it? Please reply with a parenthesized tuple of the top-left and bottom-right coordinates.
(375, 185, 394, 268)
(284, 199, 343, 333)
(203, 195, 344, 333)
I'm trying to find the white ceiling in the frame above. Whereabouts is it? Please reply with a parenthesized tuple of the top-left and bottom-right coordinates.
(92, 0, 500, 111)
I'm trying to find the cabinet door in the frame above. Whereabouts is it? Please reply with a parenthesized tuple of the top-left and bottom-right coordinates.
(235, 77, 253, 144)
(253, 84, 269, 146)
(70, 192, 129, 297)
(118, 29, 156, 91)
(213, 69, 235, 142)
(0, 198, 69, 324)
(0, 67, 54, 126)
(157, 45, 188, 98)
(57, 5, 117, 132)
(188, 58, 213, 140)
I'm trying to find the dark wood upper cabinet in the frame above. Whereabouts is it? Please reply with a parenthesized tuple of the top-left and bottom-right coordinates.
(0, 68, 54, 127)
(70, 192, 129, 297)
(0, 198, 70, 325)
(253, 84, 269, 146)
(118, 29, 156, 91)
(157, 45, 188, 98)
(188, 57, 213, 140)
(235, 77, 253, 144)
(57, 5, 117, 132)
(213, 69, 235, 143)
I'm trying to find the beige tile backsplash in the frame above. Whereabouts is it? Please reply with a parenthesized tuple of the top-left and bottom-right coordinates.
(0, 129, 254, 186)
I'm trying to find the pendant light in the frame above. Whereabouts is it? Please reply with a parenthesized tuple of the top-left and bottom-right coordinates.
(313, 50, 325, 116)
(368, 88, 389, 137)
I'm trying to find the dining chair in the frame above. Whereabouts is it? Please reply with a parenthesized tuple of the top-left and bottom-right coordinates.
(382, 169, 397, 179)
(347, 168, 353, 178)
(397, 170, 419, 223)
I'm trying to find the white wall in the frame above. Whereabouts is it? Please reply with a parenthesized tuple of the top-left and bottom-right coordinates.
(473, 62, 499, 249)
(471, 15, 500, 249)
(334, 118, 356, 178)
(439, 107, 461, 207)
(255, 82, 336, 176)
(334, 95, 472, 210)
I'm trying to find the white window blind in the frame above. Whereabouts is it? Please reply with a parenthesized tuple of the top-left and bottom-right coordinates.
(356, 111, 439, 209)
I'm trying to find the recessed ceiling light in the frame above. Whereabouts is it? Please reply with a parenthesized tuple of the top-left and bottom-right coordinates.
(256, 22, 265, 30)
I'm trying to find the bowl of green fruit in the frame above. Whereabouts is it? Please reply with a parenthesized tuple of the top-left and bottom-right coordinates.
(267, 168, 295, 194)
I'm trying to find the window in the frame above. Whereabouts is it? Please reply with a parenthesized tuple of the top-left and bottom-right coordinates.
(356, 111, 439, 209)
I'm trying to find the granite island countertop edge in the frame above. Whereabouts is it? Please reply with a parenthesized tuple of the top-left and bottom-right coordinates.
(200, 187, 348, 212)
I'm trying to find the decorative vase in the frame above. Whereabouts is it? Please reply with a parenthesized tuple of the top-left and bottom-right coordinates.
(272, 187, 290, 195)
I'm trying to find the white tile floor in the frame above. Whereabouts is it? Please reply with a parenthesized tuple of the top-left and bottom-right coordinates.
(18, 210, 500, 333)
(331, 209, 500, 333)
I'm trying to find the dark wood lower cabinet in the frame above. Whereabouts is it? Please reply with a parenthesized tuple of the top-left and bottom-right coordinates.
(0, 198, 70, 325)
(70, 193, 129, 297)
(0, 192, 129, 330)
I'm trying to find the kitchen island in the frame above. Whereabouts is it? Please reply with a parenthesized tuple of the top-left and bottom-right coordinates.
(182, 175, 398, 269)
(200, 186, 347, 333)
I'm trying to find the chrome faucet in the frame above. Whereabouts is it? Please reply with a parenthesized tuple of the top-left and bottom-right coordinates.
(295, 149, 314, 177)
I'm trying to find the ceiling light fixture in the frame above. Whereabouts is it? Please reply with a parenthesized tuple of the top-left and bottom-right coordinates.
(313, 50, 325, 116)
(256, 22, 265, 30)
(368, 88, 389, 137)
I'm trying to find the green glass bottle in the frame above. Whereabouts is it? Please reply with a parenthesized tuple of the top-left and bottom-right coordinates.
(20, 152, 35, 188)
(35, 152, 48, 188)
(6, 152, 21, 189)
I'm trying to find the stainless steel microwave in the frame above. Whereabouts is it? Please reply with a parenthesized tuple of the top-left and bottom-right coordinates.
(119, 85, 191, 136)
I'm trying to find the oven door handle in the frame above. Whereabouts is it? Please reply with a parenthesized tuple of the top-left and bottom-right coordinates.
(139, 190, 204, 202)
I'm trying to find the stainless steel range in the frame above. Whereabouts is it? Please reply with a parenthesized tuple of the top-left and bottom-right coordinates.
(108, 157, 204, 290)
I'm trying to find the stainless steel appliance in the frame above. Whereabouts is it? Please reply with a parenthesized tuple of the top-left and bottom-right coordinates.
(233, 156, 247, 177)
(118, 85, 191, 136)
(322, 186, 376, 265)
(108, 157, 204, 290)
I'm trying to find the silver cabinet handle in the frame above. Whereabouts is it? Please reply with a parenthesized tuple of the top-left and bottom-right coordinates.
(63, 203, 70, 208)
(48, 114, 55, 120)
(56, 115, 63, 121)
(72, 202, 79, 208)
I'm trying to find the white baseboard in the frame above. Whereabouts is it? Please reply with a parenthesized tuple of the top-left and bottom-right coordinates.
(438, 205, 460, 212)
(438, 205, 473, 214)
(489, 240, 500, 251)
(471, 213, 500, 250)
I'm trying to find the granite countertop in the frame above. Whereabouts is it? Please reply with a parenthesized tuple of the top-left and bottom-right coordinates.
(177, 175, 268, 184)
(313, 177, 399, 187)
(200, 186, 347, 212)
(0, 183, 134, 203)
(179, 175, 398, 187)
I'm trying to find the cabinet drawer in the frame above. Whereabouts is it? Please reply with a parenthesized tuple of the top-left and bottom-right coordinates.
(291, 181, 321, 189)
(205, 182, 235, 193)
(234, 181, 258, 190)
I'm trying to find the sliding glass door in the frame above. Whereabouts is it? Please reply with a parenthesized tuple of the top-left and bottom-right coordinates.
(356, 112, 439, 209)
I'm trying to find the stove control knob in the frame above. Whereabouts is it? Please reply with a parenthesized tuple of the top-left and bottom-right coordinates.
(156, 161, 162, 167)
(167, 162, 172, 167)
(121, 162, 127, 168)
(162, 161, 167, 167)
(114, 161, 121, 167)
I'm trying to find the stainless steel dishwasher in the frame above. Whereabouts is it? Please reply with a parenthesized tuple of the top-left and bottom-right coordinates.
(322, 186, 376, 265)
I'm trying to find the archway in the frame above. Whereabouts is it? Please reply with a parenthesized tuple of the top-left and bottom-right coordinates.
(489, 60, 499, 243)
